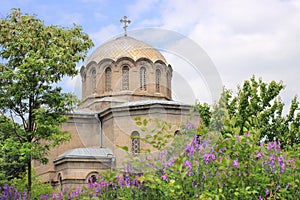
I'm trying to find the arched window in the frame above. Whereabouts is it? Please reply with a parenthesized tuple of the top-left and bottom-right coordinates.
(91, 69, 96, 93)
(131, 131, 140, 155)
(57, 173, 62, 191)
(105, 67, 112, 92)
(140, 67, 146, 90)
(174, 130, 181, 136)
(86, 173, 98, 184)
(82, 72, 86, 82)
(167, 71, 171, 97)
(155, 69, 161, 93)
(89, 175, 97, 183)
(122, 66, 129, 90)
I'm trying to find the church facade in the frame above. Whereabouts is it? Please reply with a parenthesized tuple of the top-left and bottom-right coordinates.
(35, 32, 196, 187)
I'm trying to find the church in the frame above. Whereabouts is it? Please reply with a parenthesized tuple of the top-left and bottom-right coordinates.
(35, 17, 195, 187)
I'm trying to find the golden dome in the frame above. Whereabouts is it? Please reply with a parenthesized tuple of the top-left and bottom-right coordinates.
(86, 36, 167, 64)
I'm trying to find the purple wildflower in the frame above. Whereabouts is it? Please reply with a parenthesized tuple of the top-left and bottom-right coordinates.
(273, 141, 277, 150)
(275, 186, 281, 193)
(75, 187, 80, 199)
(286, 183, 290, 190)
(202, 172, 206, 180)
(203, 153, 210, 164)
(267, 141, 276, 151)
(269, 155, 276, 165)
(260, 142, 264, 147)
(211, 154, 216, 161)
(267, 142, 272, 150)
(184, 160, 192, 171)
(278, 156, 285, 173)
(161, 174, 167, 181)
(132, 177, 139, 187)
(265, 188, 269, 197)
(23, 190, 27, 199)
(168, 157, 175, 167)
(233, 158, 239, 168)
(256, 151, 262, 160)
(236, 135, 240, 142)
(188, 144, 195, 158)
(69, 192, 74, 199)
(13, 187, 18, 200)
(117, 176, 124, 187)
(198, 143, 204, 152)
(125, 173, 131, 188)
(3, 184, 9, 197)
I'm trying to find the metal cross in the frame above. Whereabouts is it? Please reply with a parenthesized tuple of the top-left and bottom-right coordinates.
(120, 16, 131, 36)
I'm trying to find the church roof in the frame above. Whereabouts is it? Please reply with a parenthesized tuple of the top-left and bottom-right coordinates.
(54, 147, 114, 162)
(85, 36, 167, 64)
(112, 99, 189, 109)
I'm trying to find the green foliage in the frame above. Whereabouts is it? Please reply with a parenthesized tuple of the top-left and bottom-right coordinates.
(0, 115, 26, 182)
(135, 116, 175, 151)
(223, 77, 299, 147)
(2, 117, 299, 199)
(0, 8, 93, 191)
(124, 119, 299, 199)
(196, 76, 300, 148)
(209, 88, 229, 132)
(194, 102, 211, 127)
(11, 169, 54, 199)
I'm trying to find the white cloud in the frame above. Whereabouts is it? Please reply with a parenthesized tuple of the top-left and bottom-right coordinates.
(58, 12, 84, 26)
(89, 24, 120, 46)
(62, 75, 82, 97)
(150, 0, 300, 103)
(127, 0, 160, 20)
(8, 0, 296, 106)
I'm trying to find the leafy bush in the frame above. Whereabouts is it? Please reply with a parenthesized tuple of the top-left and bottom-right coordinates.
(1, 116, 299, 200)
(0, 169, 53, 199)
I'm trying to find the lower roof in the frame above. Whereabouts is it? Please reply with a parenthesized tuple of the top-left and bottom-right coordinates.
(54, 147, 114, 162)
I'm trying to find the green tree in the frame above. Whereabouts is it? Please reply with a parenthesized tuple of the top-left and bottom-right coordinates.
(0, 115, 26, 184)
(0, 9, 93, 192)
(196, 76, 299, 148)
(207, 87, 230, 132)
(223, 77, 299, 147)
(194, 102, 211, 127)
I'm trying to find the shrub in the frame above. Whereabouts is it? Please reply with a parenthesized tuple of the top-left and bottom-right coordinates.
(1, 119, 299, 199)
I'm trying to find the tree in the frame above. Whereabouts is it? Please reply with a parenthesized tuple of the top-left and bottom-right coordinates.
(196, 76, 299, 148)
(208, 88, 229, 132)
(223, 76, 299, 147)
(0, 115, 26, 185)
(194, 102, 211, 128)
(0, 9, 93, 192)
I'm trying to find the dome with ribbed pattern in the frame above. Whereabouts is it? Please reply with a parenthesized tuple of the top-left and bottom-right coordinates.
(86, 36, 167, 64)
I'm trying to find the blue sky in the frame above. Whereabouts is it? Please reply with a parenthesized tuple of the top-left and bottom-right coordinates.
(1, 0, 300, 108)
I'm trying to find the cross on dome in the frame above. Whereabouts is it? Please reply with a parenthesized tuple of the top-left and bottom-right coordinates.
(120, 16, 131, 36)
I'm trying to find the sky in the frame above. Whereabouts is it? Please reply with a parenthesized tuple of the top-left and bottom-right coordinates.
(1, 0, 299, 109)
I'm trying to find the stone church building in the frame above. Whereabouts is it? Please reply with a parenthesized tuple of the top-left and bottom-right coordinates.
(35, 25, 195, 187)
